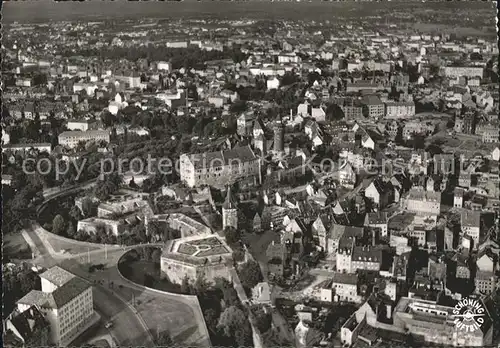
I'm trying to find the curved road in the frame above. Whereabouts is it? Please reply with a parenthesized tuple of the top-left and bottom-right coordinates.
(25, 226, 210, 347)
(24, 226, 155, 347)
(30, 181, 211, 347)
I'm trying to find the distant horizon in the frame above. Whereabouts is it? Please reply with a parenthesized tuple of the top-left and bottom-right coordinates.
(2, 0, 495, 24)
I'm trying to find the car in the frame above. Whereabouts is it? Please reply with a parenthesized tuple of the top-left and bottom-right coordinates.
(105, 322, 113, 329)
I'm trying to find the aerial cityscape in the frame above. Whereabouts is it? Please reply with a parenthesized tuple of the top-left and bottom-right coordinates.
(1, 1, 499, 348)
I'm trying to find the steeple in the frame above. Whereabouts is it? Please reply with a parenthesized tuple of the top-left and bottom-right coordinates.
(223, 186, 237, 210)
(222, 186, 238, 230)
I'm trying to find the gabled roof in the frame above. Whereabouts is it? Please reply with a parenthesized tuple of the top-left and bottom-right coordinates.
(6, 305, 49, 343)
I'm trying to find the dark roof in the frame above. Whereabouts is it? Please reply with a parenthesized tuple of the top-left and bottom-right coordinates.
(331, 272, 358, 285)
(7, 306, 49, 342)
(366, 212, 388, 225)
(52, 277, 91, 308)
(352, 246, 382, 263)
(17, 270, 91, 310)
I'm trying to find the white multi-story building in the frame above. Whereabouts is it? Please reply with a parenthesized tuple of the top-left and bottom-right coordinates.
(166, 41, 188, 48)
(16, 266, 96, 347)
(444, 66, 484, 78)
(66, 119, 96, 132)
(157, 61, 172, 71)
(77, 217, 126, 236)
(385, 101, 416, 119)
(58, 130, 110, 149)
(461, 210, 481, 248)
(329, 273, 362, 303)
(179, 145, 259, 188)
(404, 187, 441, 215)
(278, 53, 301, 64)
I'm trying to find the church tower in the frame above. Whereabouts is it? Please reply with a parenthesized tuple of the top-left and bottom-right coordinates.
(222, 186, 238, 230)
(273, 116, 284, 155)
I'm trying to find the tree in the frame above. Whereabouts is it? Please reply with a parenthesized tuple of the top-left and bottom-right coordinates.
(254, 308, 272, 333)
(69, 205, 83, 222)
(203, 308, 219, 334)
(326, 103, 344, 121)
(155, 331, 175, 348)
(223, 227, 240, 245)
(67, 221, 76, 237)
(216, 278, 240, 307)
(81, 198, 94, 217)
(238, 260, 263, 289)
(100, 111, 116, 128)
(52, 215, 66, 235)
(217, 305, 252, 347)
(180, 275, 193, 294)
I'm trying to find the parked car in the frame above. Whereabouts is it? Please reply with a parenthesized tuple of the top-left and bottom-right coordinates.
(105, 321, 113, 329)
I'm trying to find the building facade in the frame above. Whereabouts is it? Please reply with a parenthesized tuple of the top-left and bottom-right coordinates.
(58, 130, 110, 148)
(16, 267, 95, 347)
(179, 145, 259, 187)
(160, 235, 233, 285)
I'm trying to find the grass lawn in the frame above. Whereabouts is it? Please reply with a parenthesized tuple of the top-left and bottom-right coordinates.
(45, 233, 102, 255)
(4, 233, 32, 262)
(115, 259, 206, 346)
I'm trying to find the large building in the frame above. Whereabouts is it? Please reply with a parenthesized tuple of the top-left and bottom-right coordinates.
(58, 130, 110, 149)
(393, 297, 492, 347)
(385, 101, 416, 119)
(179, 145, 260, 187)
(145, 213, 212, 238)
(461, 210, 481, 248)
(362, 95, 385, 119)
(16, 266, 97, 347)
(97, 194, 154, 218)
(160, 235, 233, 284)
(444, 66, 484, 79)
(404, 187, 441, 215)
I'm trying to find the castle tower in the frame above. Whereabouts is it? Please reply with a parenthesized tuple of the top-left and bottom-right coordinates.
(273, 116, 284, 155)
(254, 133, 267, 156)
(222, 186, 238, 230)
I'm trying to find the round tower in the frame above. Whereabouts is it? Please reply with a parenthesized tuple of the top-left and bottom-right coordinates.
(222, 186, 238, 230)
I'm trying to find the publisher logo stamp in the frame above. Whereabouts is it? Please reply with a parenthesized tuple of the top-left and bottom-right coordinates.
(452, 298, 485, 332)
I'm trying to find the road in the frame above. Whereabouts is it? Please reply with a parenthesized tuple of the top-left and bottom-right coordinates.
(24, 227, 155, 347)
(24, 183, 211, 347)
(26, 225, 210, 347)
